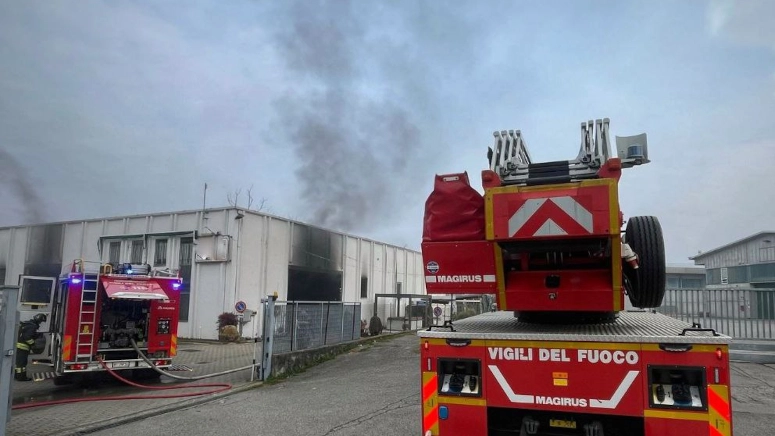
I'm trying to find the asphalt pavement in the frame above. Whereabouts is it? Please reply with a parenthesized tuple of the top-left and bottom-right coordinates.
(5, 333, 775, 436)
(87, 335, 775, 436)
(89, 333, 420, 436)
(7, 338, 262, 436)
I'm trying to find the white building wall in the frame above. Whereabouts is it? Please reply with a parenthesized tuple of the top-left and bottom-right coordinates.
(343, 236, 360, 302)
(0, 227, 29, 285)
(265, 217, 290, 298)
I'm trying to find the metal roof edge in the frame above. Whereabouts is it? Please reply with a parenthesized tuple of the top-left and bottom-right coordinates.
(689, 231, 775, 261)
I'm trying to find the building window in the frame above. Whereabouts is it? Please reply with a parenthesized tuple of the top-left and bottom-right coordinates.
(396, 282, 402, 294)
(706, 269, 721, 285)
(720, 267, 728, 285)
(108, 242, 121, 264)
(360, 277, 368, 299)
(130, 240, 144, 264)
(667, 277, 680, 288)
(727, 265, 749, 284)
(750, 263, 775, 283)
(681, 278, 703, 289)
(760, 247, 775, 262)
(178, 237, 193, 322)
(154, 239, 168, 266)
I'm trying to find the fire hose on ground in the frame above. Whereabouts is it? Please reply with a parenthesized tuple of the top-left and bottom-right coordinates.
(129, 339, 259, 381)
(11, 339, 260, 410)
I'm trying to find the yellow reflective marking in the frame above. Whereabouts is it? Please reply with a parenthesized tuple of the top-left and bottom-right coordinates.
(438, 395, 486, 407)
(644, 409, 709, 421)
(642, 344, 727, 353)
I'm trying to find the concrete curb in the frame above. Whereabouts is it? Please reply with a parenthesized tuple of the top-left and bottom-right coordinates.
(62, 380, 263, 435)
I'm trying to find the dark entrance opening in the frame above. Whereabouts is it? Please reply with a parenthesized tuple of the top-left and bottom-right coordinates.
(288, 266, 342, 301)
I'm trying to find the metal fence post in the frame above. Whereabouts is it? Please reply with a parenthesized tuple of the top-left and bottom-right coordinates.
(261, 294, 277, 381)
(292, 302, 299, 352)
(340, 303, 345, 342)
(1, 286, 20, 435)
(320, 302, 325, 347)
(323, 302, 330, 345)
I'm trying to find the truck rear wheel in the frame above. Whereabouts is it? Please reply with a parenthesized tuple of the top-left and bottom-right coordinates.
(624, 216, 666, 308)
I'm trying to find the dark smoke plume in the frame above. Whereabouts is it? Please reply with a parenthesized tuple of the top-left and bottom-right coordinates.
(272, 0, 420, 232)
(0, 148, 44, 225)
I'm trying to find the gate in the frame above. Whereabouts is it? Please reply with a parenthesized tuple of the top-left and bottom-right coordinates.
(657, 288, 775, 340)
(264, 300, 361, 354)
(0, 286, 20, 436)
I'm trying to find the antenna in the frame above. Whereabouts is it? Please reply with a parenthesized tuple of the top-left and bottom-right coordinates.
(203, 182, 208, 211)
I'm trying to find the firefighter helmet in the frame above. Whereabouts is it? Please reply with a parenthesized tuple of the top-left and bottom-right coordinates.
(32, 313, 47, 325)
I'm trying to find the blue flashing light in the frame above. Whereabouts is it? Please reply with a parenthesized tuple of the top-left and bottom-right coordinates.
(172, 283, 182, 290)
(127, 269, 133, 274)
(439, 406, 449, 420)
(71, 278, 82, 284)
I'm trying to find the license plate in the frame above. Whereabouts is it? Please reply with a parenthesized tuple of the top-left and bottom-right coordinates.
(111, 361, 130, 369)
(549, 419, 577, 429)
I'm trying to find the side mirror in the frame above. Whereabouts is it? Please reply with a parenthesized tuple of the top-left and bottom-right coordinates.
(615, 133, 649, 167)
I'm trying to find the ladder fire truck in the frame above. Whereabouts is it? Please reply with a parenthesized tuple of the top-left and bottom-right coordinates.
(32, 260, 182, 384)
(419, 119, 733, 435)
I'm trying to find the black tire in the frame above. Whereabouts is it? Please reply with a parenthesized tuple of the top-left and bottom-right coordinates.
(624, 216, 666, 308)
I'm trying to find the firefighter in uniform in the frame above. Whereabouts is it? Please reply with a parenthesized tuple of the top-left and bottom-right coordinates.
(15, 313, 47, 382)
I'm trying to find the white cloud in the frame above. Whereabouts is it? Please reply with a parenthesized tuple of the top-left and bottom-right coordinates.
(707, 0, 775, 49)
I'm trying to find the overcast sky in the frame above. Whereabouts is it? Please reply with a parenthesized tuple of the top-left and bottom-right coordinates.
(1, 0, 773, 263)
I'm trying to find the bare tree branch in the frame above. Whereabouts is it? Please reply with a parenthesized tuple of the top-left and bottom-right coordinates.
(228, 186, 270, 212)
(226, 188, 242, 207)
(246, 185, 254, 209)
(256, 197, 268, 212)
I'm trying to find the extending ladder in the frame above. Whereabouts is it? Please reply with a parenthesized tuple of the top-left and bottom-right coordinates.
(488, 118, 650, 186)
(75, 272, 100, 361)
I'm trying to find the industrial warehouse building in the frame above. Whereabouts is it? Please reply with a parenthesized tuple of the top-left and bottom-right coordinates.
(665, 265, 706, 289)
(0, 207, 427, 340)
(691, 231, 775, 289)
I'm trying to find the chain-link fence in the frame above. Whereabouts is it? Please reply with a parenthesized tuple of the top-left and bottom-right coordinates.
(270, 301, 362, 353)
(657, 288, 775, 340)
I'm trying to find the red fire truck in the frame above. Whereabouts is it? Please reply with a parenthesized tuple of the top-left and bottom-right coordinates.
(25, 259, 182, 384)
(419, 119, 733, 435)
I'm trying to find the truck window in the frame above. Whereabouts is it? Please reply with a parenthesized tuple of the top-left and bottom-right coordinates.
(20, 277, 53, 305)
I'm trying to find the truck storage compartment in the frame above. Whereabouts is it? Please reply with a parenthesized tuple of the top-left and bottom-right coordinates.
(98, 297, 150, 359)
(421, 240, 497, 294)
(423, 172, 485, 242)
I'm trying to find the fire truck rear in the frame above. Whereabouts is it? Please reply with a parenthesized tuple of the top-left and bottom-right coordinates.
(48, 260, 182, 383)
(418, 119, 733, 435)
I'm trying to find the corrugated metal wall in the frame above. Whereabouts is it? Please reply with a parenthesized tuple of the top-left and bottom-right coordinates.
(695, 235, 775, 269)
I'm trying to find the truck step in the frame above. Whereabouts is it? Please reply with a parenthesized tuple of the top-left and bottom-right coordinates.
(167, 364, 193, 372)
(32, 371, 56, 382)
